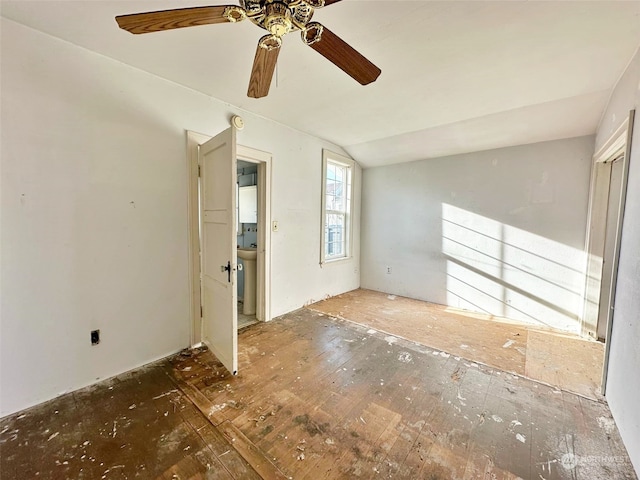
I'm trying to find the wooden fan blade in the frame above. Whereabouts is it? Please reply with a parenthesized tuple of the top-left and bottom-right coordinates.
(116, 6, 246, 35)
(322, 0, 343, 6)
(247, 35, 281, 99)
(302, 23, 380, 85)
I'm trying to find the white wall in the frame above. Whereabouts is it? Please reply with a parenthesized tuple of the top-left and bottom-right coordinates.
(596, 47, 640, 474)
(361, 137, 593, 332)
(0, 19, 360, 416)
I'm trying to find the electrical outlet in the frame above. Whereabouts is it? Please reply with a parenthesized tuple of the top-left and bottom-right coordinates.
(91, 330, 100, 345)
(386, 266, 392, 274)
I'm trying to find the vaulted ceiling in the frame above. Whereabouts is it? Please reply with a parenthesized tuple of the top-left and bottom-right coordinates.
(2, 1, 640, 167)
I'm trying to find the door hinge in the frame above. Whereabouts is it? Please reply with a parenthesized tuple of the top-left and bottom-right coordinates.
(200, 305, 203, 318)
(198, 165, 201, 177)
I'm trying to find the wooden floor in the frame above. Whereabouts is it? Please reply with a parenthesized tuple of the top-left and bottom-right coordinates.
(1, 309, 635, 479)
(0, 357, 265, 480)
(310, 289, 604, 399)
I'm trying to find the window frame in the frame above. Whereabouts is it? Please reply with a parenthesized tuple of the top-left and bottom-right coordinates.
(320, 150, 355, 265)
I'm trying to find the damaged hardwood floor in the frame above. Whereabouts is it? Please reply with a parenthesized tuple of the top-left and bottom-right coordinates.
(1, 309, 635, 479)
(0, 358, 266, 480)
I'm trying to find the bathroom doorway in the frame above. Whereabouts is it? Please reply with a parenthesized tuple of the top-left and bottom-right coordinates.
(186, 130, 272, 346)
(237, 159, 259, 329)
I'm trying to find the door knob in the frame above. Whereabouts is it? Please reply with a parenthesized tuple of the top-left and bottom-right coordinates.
(221, 261, 231, 283)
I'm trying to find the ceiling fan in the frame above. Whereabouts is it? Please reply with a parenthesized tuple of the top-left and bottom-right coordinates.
(115, 0, 381, 98)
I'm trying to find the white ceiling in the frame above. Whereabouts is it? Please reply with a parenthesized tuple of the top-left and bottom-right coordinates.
(2, 1, 640, 167)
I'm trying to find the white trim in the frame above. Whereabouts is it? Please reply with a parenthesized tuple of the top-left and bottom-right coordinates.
(581, 114, 634, 342)
(594, 117, 630, 164)
(237, 145, 272, 323)
(320, 149, 355, 265)
(601, 110, 634, 395)
(186, 131, 210, 346)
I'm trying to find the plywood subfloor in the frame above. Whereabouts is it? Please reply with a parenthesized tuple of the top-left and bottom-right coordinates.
(309, 289, 604, 399)
(2, 309, 634, 480)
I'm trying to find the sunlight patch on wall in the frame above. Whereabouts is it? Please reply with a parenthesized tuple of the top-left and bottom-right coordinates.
(442, 203, 586, 332)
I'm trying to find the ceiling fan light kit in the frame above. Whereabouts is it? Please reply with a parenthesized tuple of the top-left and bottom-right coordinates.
(115, 0, 381, 99)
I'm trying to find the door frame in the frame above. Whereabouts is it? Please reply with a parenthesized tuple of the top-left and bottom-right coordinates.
(186, 130, 272, 346)
(237, 145, 272, 324)
(580, 111, 634, 394)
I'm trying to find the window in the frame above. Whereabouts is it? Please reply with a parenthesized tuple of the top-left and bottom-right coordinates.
(321, 150, 354, 263)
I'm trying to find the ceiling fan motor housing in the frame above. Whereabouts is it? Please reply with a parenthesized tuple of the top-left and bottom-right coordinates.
(242, 0, 314, 35)
(265, 1, 292, 36)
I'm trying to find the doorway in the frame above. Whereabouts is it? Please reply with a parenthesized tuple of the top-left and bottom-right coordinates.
(581, 110, 634, 394)
(186, 130, 272, 347)
(596, 156, 623, 341)
(237, 159, 261, 329)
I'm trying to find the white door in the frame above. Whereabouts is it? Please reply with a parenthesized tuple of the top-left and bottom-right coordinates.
(199, 127, 238, 375)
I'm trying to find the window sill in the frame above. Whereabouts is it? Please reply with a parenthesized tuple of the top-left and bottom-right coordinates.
(321, 255, 352, 266)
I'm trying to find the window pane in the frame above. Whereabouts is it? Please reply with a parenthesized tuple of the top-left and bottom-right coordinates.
(326, 178, 335, 194)
(327, 163, 346, 213)
(322, 154, 352, 263)
(325, 195, 336, 210)
(327, 163, 336, 181)
(326, 177, 336, 210)
(325, 213, 345, 257)
(334, 181, 343, 197)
